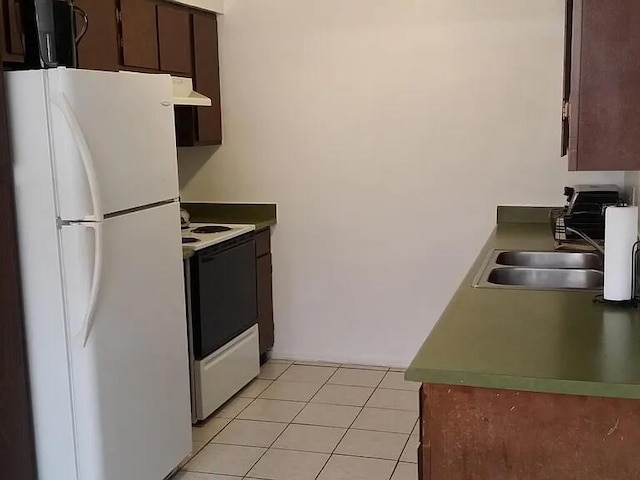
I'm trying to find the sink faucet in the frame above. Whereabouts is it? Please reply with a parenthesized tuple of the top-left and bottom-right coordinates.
(565, 227, 605, 255)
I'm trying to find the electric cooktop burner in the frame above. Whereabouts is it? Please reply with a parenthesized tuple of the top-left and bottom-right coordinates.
(192, 226, 233, 234)
(182, 237, 199, 244)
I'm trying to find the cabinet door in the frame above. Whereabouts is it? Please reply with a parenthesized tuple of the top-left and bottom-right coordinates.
(567, 0, 640, 171)
(255, 228, 271, 258)
(419, 384, 429, 479)
(2, 0, 24, 62)
(257, 253, 274, 356)
(157, 4, 192, 75)
(192, 12, 222, 145)
(560, 0, 573, 157)
(119, 0, 159, 70)
(74, 0, 119, 71)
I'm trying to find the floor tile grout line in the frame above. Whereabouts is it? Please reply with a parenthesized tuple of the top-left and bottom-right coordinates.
(192, 363, 292, 459)
(365, 385, 420, 413)
(185, 362, 416, 478)
(193, 417, 233, 451)
(260, 379, 418, 392)
(329, 380, 407, 474)
(258, 360, 293, 382)
(411, 417, 419, 435)
(246, 447, 412, 462)
(390, 459, 401, 480)
(238, 441, 270, 478)
(309, 365, 381, 406)
(349, 426, 415, 435)
(396, 392, 421, 464)
(285, 364, 345, 480)
(289, 364, 340, 425)
(397, 424, 415, 465)
(246, 362, 339, 479)
(251, 366, 338, 480)
(313, 374, 384, 479)
(308, 399, 374, 408)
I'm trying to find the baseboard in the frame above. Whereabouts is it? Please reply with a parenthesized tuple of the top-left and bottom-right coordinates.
(270, 350, 409, 370)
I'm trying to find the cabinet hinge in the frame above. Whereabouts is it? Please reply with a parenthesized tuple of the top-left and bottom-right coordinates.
(562, 101, 570, 120)
(116, 8, 122, 23)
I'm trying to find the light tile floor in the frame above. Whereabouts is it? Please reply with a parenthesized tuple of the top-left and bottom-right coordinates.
(175, 361, 420, 480)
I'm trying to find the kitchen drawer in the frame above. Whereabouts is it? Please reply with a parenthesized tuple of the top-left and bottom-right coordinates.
(194, 324, 259, 421)
(255, 228, 271, 258)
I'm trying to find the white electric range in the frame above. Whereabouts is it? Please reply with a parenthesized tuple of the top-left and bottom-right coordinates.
(182, 222, 260, 423)
(182, 223, 256, 250)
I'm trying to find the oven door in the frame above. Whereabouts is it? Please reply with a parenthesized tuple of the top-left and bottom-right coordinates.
(192, 236, 258, 360)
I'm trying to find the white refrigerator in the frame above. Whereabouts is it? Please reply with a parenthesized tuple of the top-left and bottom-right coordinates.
(5, 68, 192, 480)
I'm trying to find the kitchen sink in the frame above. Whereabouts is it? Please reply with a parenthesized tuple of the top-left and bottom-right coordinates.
(472, 249, 604, 291)
(486, 267, 604, 290)
(495, 251, 603, 270)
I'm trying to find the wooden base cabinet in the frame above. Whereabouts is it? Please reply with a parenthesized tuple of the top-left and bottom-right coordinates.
(419, 384, 640, 480)
(255, 228, 274, 360)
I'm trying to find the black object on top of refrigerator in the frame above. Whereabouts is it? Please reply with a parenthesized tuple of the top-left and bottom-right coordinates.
(21, 0, 88, 69)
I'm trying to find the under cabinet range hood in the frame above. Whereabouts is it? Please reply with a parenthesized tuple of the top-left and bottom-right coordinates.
(171, 76, 212, 106)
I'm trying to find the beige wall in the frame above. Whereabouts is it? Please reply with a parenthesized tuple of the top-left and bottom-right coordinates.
(167, 0, 224, 13)
(178, 0, 623, 367)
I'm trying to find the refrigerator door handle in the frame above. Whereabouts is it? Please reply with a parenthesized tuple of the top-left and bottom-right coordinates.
(51, 93, 104, 222)
(78, 222, 104, 347)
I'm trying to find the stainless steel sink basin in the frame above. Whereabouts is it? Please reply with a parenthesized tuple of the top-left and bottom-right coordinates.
(495, 251, 603, 270)
(472, 249, 604, 291)
(486, 267, 604, 290)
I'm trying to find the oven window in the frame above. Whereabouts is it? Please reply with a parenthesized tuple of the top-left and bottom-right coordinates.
(192, 239, 257, 359)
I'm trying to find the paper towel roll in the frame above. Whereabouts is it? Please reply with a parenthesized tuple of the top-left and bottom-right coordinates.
(604, 206, 639, 301)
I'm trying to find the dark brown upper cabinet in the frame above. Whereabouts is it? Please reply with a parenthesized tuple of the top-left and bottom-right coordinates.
(192, 11, 222, 145)
(563, 0, 640, 171)
(1, 0, 223, 145)
(1, 0, 25, 63)
(74, 0, 119, 71)
(175, 11, 222, 146)
(157, 3, 192, 75)
(119, 0, 159, 70)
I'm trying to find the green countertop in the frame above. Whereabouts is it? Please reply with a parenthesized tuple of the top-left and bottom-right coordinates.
(181, 202, 277, 231)
(406, 210, 640, 399)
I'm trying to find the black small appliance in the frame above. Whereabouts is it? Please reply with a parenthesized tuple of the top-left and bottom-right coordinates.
(22, 0, 88, 69)
(560, 184, 621, 240)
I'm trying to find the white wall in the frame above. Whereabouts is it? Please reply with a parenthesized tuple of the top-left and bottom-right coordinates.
(178, 0, 623, 367)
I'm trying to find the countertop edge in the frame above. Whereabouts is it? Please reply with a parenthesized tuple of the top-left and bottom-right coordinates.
(404, 368, 640, 400)
(181, 202, 277, 230)
(405, 206, 640, 400)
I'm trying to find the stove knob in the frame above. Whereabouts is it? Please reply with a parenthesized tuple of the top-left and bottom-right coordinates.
(564, 186, 575, 199)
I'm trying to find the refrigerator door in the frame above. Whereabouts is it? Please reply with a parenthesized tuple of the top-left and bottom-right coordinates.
(47, 68, 179, 221)
(59, 202, 191, 480)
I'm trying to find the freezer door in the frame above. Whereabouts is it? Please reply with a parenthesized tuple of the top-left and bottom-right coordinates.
(48, 68, 179, 221)
(59, 202, 191, 480)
